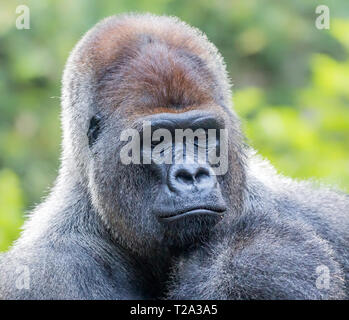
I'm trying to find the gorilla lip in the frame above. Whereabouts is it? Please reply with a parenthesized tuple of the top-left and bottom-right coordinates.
(158, 208, 225, 222)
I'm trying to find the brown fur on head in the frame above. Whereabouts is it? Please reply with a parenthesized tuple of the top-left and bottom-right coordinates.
(65, 14, 232, 109)
(61, 13, 237, 178)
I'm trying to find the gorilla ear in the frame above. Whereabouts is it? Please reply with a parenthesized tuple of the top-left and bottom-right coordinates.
(87, 114, 102, 148)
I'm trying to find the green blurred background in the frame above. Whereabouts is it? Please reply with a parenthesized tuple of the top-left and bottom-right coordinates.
(0, 0, 349, 252)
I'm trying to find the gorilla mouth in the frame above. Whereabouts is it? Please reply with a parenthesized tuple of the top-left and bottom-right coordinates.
(158, 208, 225, 222)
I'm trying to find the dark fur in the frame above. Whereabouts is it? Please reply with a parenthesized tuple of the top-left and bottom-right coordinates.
(0, 13, 348, 299)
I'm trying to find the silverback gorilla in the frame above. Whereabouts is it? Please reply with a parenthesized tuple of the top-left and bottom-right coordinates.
(0, 13, 348, 300)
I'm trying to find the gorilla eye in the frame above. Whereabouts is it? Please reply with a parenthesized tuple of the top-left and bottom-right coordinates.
(87, 115, 102, 148)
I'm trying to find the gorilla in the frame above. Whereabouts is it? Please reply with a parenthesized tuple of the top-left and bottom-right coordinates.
(0, 13, 348, 300)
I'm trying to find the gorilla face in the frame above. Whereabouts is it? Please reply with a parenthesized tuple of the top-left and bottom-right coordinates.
(88, 106, 245, 256)
(86, 36, 246, 257)
(140, 110, 228, 247)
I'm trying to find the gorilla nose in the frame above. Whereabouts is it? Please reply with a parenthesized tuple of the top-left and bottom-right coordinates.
(168, 163, 216, 193)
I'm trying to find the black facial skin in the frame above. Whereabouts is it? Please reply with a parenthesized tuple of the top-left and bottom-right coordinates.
(145, 111, 228, 248)
(145, 111, 227, 220)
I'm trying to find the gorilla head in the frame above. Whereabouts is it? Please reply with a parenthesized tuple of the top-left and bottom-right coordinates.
(61, 14, 246, 258)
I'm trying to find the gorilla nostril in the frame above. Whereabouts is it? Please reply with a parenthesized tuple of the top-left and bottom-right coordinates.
(175, 169, 194, 185)
(168, 165, 215, 192)
(195, 168, 210, 183)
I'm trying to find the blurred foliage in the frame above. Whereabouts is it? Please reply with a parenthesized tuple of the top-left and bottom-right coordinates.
(0, 169, 23, 251)
(0, 0, 348, 251)
(235, 18, 349, 188)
